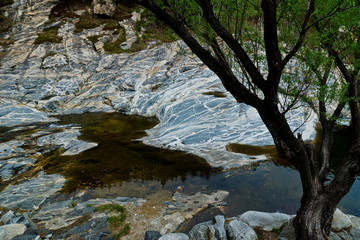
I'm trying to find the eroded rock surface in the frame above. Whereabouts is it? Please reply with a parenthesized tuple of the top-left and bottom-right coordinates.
(0, 0, 317, 169)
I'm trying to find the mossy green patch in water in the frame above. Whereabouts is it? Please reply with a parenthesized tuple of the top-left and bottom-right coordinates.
(226, 143, 278, 157)
(42, 112, 218, 193)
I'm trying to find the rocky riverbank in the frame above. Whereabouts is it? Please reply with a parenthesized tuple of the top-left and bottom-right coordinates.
(0, 0, 357, 239)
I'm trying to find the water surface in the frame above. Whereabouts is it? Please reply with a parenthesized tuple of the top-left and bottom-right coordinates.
(41, 112, 360, 220)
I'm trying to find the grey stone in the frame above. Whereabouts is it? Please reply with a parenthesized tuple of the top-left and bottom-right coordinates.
(239, 211, 291, 231)
(335, 231, 353, 240)
(144, 230, 162, 240)
(0, 224, 27, 240)
(350, 228, 360, 239)
(226, 219, 257, 240)
(158, 233, 189, 240)
(329, 232, 342, 240)
(188, 220, 212, 240)
(1, 210, 16, 224)
(213, 215, 227, 240)
(332, 209, 353, 232)
(278, 221, 295, 240)
(59, 216, 111, 239)
(12, 235, 39, 240)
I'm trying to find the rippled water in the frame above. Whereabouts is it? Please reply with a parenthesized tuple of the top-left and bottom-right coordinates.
(42, 113, 360, 220)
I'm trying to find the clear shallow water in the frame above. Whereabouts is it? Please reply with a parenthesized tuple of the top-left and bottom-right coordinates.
(42, 113, 360, 219)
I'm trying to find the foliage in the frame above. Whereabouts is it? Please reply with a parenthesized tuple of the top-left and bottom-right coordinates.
(94, 204, 125, 213)
(94, 204, 130, 238)
(103, 29, 127, 54)
(34, 25, 63, 44)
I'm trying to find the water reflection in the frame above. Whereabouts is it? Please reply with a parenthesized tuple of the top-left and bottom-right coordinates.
(42, 113, 219, 193)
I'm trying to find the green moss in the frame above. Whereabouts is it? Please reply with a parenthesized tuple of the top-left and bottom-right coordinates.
(34, 25, 63, 44)
(0, 38, 13, 48)
(75, 15, 102, 33)
(103, 30, 127, 54)
(203, 91, 227, 98)
(75, 14, 121, 33)
(95, 204, 125, 213)
(0, 14, 11, 33)
(87, 34, 104, 43)
(103, 20, 120, 31)
(129, 9, 178, 52)
(108, 213, 126, 226)
(226, 143, 278, 156)
(113, 223, 131, 239)
(94, 204, 130, 238)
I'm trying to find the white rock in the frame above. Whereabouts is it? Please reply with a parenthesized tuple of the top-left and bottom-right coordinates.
(159, 233, 189, 240)
(332, 208, 353, 232)
(226, 219, 257, 240)
(0, 224, 26, 240)
(240, 211, 291, 231)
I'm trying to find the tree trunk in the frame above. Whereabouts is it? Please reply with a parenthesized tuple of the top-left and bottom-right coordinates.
(293, 192, 337, 240)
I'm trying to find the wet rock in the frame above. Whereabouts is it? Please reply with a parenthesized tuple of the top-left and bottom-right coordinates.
(278, 220, 295, 240)
(188, 221, 212, 240)
(213, 215, 227, 240)
(226, 219, 257, 240)
(239, 211, 291, 231)
(144, 230, 162, 240)
(332, 208, 353, 232)
(0, 157, 36, 181)
(0, 224, 27, 240)
(37, 128, 98, 155)
(158, 233, 189, 240)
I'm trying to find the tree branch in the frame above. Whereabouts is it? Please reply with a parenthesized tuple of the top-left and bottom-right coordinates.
(195, 0, 267, 92)
(280, 0, 315, 68)
(135, 0, 263, 107)
(261, 0, 282, 71)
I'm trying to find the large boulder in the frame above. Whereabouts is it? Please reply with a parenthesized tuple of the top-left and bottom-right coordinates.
(240, 211, 291, 231)
(226, 219, 257, 240)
